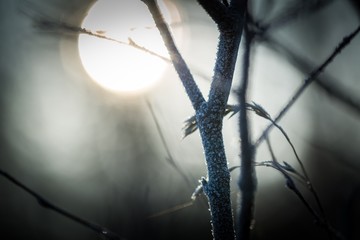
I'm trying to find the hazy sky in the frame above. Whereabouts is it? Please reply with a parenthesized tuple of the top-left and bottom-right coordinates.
(0, 1, 360, 239)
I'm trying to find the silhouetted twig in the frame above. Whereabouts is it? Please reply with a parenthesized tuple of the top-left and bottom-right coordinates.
(260, 35, 360, 116)
(257, 0, 334, 34)
(264, 138, 346, 240)
(0, 169, 125, 240)
(255, 24, 360, 147)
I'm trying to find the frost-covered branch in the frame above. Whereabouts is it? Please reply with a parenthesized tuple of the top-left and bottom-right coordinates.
(197, 0, 229, 25)
(141, 0, 205, 111)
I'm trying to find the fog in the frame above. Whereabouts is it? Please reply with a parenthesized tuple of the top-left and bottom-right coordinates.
(0, 0, 359, 239)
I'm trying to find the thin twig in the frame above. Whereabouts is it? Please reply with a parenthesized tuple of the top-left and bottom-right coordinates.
(261, 35, 360, 116)
(255, 24, 360, 147)
(269, 119, 327, 220)
(259, 0, 334, 34)
(145, 99, 193, 188)
(147, 201, 193, 219)
(0, 169, 125, 240)
(264, 139, 345, 240)
(265, 138, 322, 222)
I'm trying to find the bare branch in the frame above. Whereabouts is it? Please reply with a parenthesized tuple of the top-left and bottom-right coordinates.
(0, 169, 125, 240)
(196, 0, 229, 25)
(229, 0, 247, 12)
(261, 35, 360, 116)
(265, 138, 321, 222)
(206, 1, 246, 112)
(255, 24, 360, 147)
(207, 32, 243, 112)
(147, 201, 194, 219)
(260, 0, 334, 34)
(236, 15, 256, 240)
(141, 0, 205, 111)
(265, 139, 346, 240)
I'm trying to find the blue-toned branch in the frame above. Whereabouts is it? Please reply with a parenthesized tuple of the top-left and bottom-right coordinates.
(141, 0, 205, 111)
(236, 11, 256, 240)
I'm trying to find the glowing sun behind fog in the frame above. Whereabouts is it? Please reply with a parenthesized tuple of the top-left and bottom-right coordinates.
(78, 0, 182, 93)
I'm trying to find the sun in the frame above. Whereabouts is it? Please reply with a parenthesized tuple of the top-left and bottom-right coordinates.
(78, 0, 181, 93)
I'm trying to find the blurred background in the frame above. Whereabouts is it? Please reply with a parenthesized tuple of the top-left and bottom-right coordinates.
(0, 0, 359, 239)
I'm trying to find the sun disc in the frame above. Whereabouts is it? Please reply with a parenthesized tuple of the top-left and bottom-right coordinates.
(78, 0, 181, 93)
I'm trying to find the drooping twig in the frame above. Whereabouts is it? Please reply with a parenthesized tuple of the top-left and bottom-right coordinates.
(264, 138, 322, 221)
(255, 24, 360, 147)
(0, 169, 125, 240)
(264, 138, 346, 240)
(245, 101, 327, 220)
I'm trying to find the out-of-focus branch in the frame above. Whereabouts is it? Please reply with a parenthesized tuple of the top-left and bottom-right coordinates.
(236, 11, 256, 240)
(145, 99, 193, 188)
(255, 24, 360, 147)
(259, 0, 334, 34)
(0, 169, 125, 240)
(261, 35, 360, 116)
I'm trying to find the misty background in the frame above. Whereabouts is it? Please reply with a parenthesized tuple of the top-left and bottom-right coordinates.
(0, 0, 360, 239)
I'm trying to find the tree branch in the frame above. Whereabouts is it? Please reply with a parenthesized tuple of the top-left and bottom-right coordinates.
(197, 0, 229, 25)
(255, 24, 360, 147)
(207, 31, 243, 112)
(141, 0, 205, 111)
(261, 35, 360, 116)
(236, 13, 256, 240)
(206, 1, 246, 112)
(229, 0, 247, 12)
(260, 0, 334, 34)
(146, 99, 193, 188)
(0, 169, 125, 240)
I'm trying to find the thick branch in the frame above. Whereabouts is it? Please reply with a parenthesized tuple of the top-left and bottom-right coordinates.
(208, 32, 242, 113)
(207, 2, 246, 112)
(255, 24, 360, 147)
(197, 0, 229, 25)
(230, 0, 247, 12)
(196, 103, 235, 240)
(142, 0, 205, 111)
